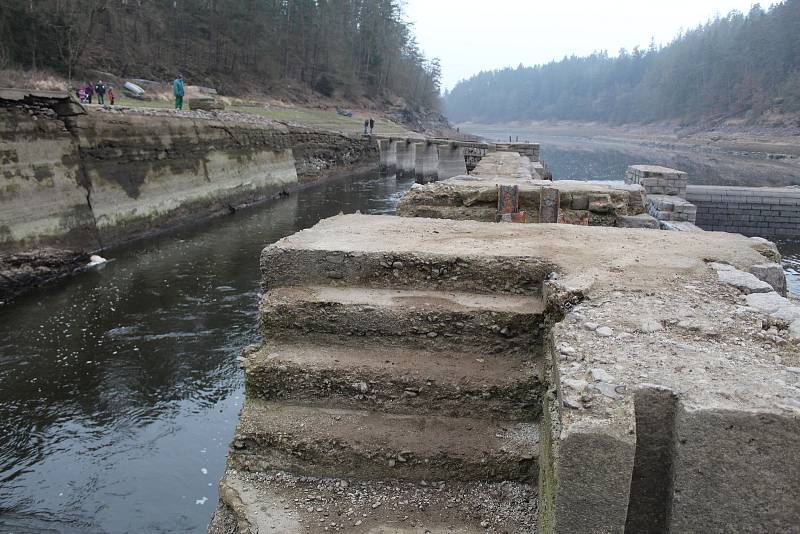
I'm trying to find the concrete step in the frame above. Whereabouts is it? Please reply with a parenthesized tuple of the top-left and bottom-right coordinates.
(229, 400, 538, 483)
(259, 286, 546, 353)
(210, 469, 537, 534)
(261, 240, 553, 298)
(243, 341, 543, 421)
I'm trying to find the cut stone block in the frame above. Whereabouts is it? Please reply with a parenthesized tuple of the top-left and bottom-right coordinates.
(750, 263, 788, 297)
(717, 268, 774, 294)
(616, 213, 659, 229)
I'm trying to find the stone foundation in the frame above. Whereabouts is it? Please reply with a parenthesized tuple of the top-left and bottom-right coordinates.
(212, 214, 800, 533)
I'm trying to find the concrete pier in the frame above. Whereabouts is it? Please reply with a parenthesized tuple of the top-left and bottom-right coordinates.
(413, 142, 439, 183)
(211, 214, 799, 533)
(394, 140, 416, 178)
(436, 143, 467, 180)
(377, 139, 396, 174)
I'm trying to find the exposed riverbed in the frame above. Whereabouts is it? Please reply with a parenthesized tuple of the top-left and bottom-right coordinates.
(0, 172, 415, 533)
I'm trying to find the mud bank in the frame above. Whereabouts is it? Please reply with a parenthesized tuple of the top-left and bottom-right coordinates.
(0, 90, 378, 303)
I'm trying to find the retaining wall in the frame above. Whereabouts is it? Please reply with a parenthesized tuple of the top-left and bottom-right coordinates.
(686, 185, 800, 237)
(0, 90, 377, 254)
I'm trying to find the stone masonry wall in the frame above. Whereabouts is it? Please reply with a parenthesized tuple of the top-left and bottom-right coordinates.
(686, 185, 800, 237)
(0, 91, 377, 254)
(0, 90, 377, 302)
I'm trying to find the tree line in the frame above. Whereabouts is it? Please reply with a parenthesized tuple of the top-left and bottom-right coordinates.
(444, 1, 800, 124)
(0, 0, 442, 109)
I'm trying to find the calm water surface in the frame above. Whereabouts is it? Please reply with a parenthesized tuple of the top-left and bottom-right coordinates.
(1, 148, 798, 534)
(0, 172, 415, 533)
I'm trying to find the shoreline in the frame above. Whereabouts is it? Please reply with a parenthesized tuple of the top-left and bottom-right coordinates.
(461, 120, 800, 188)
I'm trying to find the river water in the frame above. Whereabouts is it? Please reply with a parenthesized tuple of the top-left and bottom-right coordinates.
(0, 173, 416, 533)
(1, 149, 798, 534)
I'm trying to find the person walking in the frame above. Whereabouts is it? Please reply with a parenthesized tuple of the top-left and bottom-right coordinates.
(85, 81, 94, 104)
(95, 80, 106, 105)
(107, 86, 115, 106)
(363, 119, 369, 135)
(173, 74, 185, 110)
(369, 117, 375, 134)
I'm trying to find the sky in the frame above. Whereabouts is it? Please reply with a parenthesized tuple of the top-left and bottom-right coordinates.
(403, 0, 763, 90)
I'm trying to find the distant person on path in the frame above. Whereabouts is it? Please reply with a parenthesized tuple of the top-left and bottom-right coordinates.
(369, 117, 375, 134)
(173, 74, 185, 110)
(77, 86, 86, 104)
(108, 86, 115, 106)
(95, 80, 106, 105)
(363, 119, 369, 135)
(85, 81, 94, 104)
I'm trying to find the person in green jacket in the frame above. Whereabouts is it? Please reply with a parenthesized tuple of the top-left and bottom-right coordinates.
(173, 74, 185, 110)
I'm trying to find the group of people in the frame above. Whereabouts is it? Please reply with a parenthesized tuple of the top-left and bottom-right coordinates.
(363, 117, 375, 135)
(76, 80, 114, 106)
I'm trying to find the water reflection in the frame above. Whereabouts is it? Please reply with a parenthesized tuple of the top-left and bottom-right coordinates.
(0, 172, 415, 533)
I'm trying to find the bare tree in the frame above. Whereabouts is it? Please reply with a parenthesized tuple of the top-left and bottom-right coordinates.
(48, 0, 108, 82)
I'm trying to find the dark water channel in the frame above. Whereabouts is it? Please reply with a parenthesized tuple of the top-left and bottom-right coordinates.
(1, 147, 799, 534)
(0, 172, 416, 533)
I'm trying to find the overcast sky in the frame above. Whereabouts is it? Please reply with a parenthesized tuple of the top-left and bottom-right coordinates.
(403, 0, 762, 89)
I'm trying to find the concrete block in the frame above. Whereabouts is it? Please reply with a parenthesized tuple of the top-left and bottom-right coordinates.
(437, 144, 467, 181)
(670, 406, 800, 533)
(395, 141, 416, 178)
(378, 139, 397, 174)
(413, 143, 438, 184)
(616, 214, 659, 229)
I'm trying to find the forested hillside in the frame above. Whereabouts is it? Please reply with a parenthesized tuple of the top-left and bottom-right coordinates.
(0, 0, 441, 109)
(445, 1, 800, 124)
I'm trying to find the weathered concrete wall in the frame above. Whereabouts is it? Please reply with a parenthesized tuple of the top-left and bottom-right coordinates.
(0, 90, 96, 251)
(394, 140, 416, 177)
(0, 90, 378, 302)
(71, 112, 299, 247)
(414, 142, 438, 183)
(687, 185, 800, 237)
(0, 91, 377, 254)
(377, 139, 396, 174)
(437, 144, 466, 180)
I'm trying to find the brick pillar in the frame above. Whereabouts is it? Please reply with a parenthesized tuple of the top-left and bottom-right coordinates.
(540, 187, 560, 223)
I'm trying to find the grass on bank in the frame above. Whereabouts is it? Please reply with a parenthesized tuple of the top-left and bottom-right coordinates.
(110, 95, 411, 136)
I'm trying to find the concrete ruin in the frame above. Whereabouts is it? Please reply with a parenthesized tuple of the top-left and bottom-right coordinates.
(397, 152, 649, 227)
(210, 213, 799, 533)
